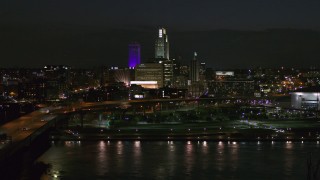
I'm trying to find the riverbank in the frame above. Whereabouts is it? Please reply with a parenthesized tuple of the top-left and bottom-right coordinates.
(49, 127, 320, 142)
(50, 136, 320, 142)
(48, 118, 320, 143)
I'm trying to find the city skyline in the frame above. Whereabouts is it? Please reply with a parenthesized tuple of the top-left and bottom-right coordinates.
(1, 27, 320, 69)
(2, 1, 320, 179)
(0, 0, 320, 174)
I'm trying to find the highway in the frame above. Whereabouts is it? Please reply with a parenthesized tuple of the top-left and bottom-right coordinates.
(0, 99, 181, 147)
(0, 98, 197, 148)
(75, 96, 284, 109)
(0, 99, 163, 145)
(0, 107, 59, 147)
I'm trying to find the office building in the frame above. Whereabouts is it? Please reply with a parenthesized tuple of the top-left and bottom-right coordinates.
(134, 63, 164, 88)
(190, 52, 199, 82)
(162, 59, 173, 86)
(155, 28, 169, 60)
(128, 43, 141, 68)
(291, 86, 320, 110)
(154, 28, 172, 86)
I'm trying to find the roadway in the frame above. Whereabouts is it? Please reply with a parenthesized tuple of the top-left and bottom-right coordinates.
(0, 98, 199, 149)
(0, 99, 171, 145)
(0, 99, 184, 147)
(0, 107, 59, 147)
(76, 96, 286, 109)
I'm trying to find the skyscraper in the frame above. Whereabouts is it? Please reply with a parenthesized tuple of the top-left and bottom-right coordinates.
(190, 52, 199, 82)
(128, 43, 141, 68)
(155, 28, 172, 86)
(155, 28, 169, 60)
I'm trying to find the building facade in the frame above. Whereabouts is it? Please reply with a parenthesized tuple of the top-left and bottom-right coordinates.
(154, 28, 172, 86)
(134, 63, 164, 88)
(190, 52, 199, 82)
(155, 28, 169, 60)
(162, 59, 173, 86)
(128, 43, 141, 68)
(291, 87, 320, 110)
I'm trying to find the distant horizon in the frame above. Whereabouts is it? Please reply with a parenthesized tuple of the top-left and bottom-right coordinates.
(1, 64, 320, 70)
(3, 21, 320, 32)
(1, 26, 320, 69)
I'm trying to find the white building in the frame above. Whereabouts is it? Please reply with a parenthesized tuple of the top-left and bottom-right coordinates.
(291, 87, 320, 110)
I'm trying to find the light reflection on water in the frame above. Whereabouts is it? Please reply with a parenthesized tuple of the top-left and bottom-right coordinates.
(37, 141, 320, 180)
(184, 140, 194, 175)
(202, 141, 208, 154)
(96, 141, 108, 176)
(167, 141, 176, 178)
(229, 142, 239, 171)
(133, 141, 141, 173)
(284, 141, 294, 177)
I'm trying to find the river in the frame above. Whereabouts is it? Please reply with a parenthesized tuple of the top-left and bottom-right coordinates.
(37, 141, 320, 179)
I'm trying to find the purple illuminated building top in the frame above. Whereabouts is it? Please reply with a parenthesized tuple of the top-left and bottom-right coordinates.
(128, 43, 141, 68)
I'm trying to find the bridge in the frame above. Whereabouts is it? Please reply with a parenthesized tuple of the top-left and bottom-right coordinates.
(0, 106, 70, 179)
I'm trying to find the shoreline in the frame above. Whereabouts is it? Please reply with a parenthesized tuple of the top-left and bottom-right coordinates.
(49, 136, 320, 142)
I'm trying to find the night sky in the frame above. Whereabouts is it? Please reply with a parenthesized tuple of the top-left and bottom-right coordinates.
(1, 0, 320, 68)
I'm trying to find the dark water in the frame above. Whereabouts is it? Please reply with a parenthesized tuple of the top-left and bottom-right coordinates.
(38, 141, 320, 180)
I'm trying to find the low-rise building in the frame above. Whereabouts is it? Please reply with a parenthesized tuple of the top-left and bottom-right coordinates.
(291, 86, 320, 110)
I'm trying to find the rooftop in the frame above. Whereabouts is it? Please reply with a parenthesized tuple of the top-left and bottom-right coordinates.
(294, 86, 320, 93)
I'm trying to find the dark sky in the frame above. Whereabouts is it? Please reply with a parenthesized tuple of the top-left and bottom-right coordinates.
(1, 0, 320, 68)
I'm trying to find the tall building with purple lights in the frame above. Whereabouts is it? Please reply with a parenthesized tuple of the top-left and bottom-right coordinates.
(128, 43, 141, 68)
